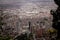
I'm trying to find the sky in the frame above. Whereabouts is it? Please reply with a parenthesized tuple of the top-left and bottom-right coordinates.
(0, 0, 53, 4)
(0, 0, 57, 9)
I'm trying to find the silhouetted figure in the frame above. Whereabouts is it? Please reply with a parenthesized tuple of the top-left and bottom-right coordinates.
(51, 0, 60, 40)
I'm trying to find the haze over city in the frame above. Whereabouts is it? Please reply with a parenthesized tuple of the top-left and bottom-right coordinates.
(0, 0, 58, 40)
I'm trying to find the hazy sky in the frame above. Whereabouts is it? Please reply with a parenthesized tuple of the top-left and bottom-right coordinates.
(0, 0, 53, 4)
(0, 0, 57, 9)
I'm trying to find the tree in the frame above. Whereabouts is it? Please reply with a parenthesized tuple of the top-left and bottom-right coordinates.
(54, 0, 60, 6)
(51, 0, 60, 40)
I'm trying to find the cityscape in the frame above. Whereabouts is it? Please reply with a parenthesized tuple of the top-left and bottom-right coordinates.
(0, 0, 59, 40)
